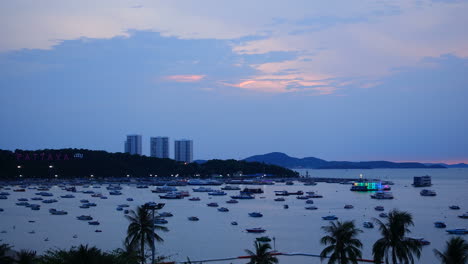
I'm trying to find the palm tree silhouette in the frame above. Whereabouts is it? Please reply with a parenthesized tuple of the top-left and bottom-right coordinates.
(320, 220, 363, 264)
(245, 241, 278, 264)
(433, 237, 468, 264)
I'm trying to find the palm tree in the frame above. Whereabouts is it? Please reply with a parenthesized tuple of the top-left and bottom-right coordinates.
(372, 209, 422, 264)
(245, 241, 278, 264)
(125, 206, 168, 264)
(15, 250, 38, 264)
(434, 237, 468, 264)
(40, 244, 115, 264)
(0, 244, 14, 264)
(320, 220, 363, 264)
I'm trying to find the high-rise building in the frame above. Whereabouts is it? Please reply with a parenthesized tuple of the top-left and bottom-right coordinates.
(174, 139, 193, 163)
(124, 135, 142, 155)
(150, 137, 169, 158)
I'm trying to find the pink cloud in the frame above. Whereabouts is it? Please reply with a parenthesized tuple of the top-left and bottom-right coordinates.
(164, 75, 206, 82)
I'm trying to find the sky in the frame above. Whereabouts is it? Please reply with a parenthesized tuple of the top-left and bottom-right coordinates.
(0, 0, 467, 163)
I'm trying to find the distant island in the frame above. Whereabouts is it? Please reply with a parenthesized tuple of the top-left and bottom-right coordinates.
(242, 152, 450, 169)
(0, 149, 297, 179)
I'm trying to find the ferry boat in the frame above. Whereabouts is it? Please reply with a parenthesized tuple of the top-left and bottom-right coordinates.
(322, 215, 338, 220)
(363, 222, 374, 228)
(370, 192, 394, 199)
(420, 189, 436, 196)
(434, 222, 446, 228)
(246, 228, 266, 233)
(249, 212, 263, 217)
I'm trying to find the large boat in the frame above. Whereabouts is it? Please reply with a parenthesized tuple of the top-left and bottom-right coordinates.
(249, 212, 263, 217)
(274, 190, 303, 196)
(420, 189, 436, 196)
(246, 228, 266, 233)
(446, 229, 468, 234)
(322, 215, 338, 220)
(370, 192, 394, 199)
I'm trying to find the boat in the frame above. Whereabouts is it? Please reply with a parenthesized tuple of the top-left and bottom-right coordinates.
(218, 207, 229, 212)
(13, 189, 26, 192)
(0, 196, 7, 200)
(306, 199, 314, 204)
(230, 194, 254, 200)
(375, 206, 385, 211)
(80, 199, 89, 203)
(322, 215, 338, 220)
(208, 191, 227, 196)
(124, 210, 129, 214)
(116, 207, 123, 211)
(0, 192, 10, 196)
(192, 187, 214, 192)
(49, 209, 67, 215)
(226, 199, 239, 204)
(188, 216, 199, 221)
(221, 186, 241, 191)
(275, 190, 303, 196)
(88, 221, 100, 225)
(246, 228, 266, 233)
(305, 206, 318, 210)
(95, 230, 102, 233)
(449, 205, 460, 210)
(446, 229, 468, 234)
(18, 198, 28, 201)
(16, 202, 29, 206)
(42, 199, 58, 204)
(159, 193, 183, 199)
(379, 213, 388, 218)
(458, 213, 468, 219)
(154, 218, 168, 224)
(207, 203, 219, 207)
(310, 194, 323, 198)
(109, 191, 122, 195)
(126, 198, 134, 201)
(434, 222, 446, 228)
(0, 208, 3, 212)
(304, 182, 317, 186)
(363, 222, 374, 228)
(284, 204, 289, 209)
(286, 181, 294, 185)
(118, 204, 129, 208)
(77, 215, 93, 221)
(28, 230, 35, 234)
(274, 198, 285, 202)
(189, 197, 200, 201)
(344, 205, 354, 209)
(240, 188, 263, 194)
(231, 221, 238, 225)
(296, 196, 309, 200)
(410, 238, 431, 245)
(100, 196, 108, 199)
(73, 235, 78, 238)
(249, 212, 263, 217)
(159, 212, 173, 217)
(256, 236, 272, 242)
(60, 194, 75, 198)
(370, 192, 394, 199)
(420, 189, 436, 196)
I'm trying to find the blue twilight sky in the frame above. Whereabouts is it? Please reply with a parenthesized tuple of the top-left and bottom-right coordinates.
(0, 0, 467, 163)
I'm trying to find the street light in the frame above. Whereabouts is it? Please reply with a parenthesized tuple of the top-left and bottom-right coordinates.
(143, 202, 165, 264)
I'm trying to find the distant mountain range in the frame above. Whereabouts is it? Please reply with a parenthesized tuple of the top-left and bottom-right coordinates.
(242, 152, 448, 169)
(424, 163, 468, 168)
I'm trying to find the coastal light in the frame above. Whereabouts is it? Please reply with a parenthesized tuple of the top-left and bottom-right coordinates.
(19, 174, 22, 177)
(54, 174, 58, 178)
(90, 174, 94, 178)
(17, 165, 21, 169)
(49, 165, 53, 168)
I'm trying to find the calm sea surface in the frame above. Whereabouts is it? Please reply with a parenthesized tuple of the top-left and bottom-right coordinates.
(0, 168, 467, 263)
